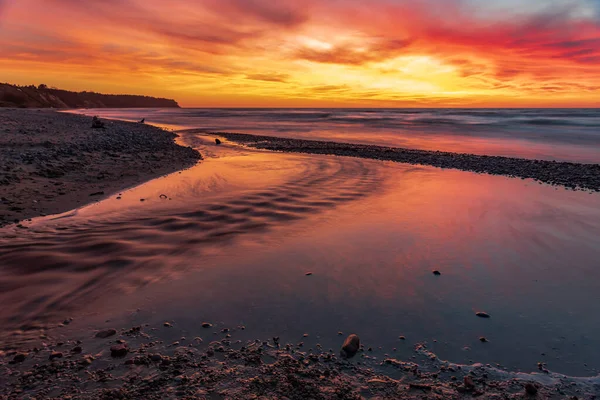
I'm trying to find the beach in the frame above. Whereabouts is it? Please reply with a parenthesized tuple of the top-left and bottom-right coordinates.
(0, 109, 200, 228)
(1, 109, 600, 399)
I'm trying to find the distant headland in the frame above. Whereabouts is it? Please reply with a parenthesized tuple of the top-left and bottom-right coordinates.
(0, 83, 180, 108)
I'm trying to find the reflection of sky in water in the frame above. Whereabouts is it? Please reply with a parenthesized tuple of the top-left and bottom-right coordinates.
(8, 144, 598, 376)
(67, 108, 600, 163)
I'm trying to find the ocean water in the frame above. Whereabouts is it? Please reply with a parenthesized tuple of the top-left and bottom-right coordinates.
(71, 108, 600, 163)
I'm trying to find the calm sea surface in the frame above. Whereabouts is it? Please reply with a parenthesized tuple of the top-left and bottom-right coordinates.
(73, 108, 600, 163)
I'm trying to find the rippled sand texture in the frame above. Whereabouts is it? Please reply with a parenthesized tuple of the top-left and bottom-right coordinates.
(0, 145, 383, 343)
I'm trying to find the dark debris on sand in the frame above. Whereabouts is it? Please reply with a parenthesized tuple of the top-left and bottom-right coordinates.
(1, 323, 597, 399)
(211, 132, 600, 192)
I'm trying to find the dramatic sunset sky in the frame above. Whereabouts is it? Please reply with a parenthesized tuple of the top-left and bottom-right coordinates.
(1, 0, 599, 107)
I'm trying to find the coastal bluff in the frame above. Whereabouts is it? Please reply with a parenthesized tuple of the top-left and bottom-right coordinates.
(0, 83, 180, 108)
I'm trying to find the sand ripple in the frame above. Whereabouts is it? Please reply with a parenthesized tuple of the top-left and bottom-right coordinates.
(0, 155, 383, 344)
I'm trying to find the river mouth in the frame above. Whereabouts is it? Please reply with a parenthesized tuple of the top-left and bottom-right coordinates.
(1, 131, 600, 378)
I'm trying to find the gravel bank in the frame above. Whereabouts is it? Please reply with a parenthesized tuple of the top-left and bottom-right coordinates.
(1, 321, 597, 399)
(0, 109, 201, 227)
(208, 132, 600, 192)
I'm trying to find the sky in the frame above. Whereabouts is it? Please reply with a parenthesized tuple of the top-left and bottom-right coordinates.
(0, 0, 599, 107)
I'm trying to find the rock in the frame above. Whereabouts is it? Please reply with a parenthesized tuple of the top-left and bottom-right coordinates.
(215, 138, 222, 145)
(159, 194, 168, 199)
(163, 322, 172, 327)
(110, 344, 129, 357)
(476, 312, 491, 318)
(399, 336, 406, 340)
(464, 375, 475, 390)
(49, 351, 63, 360)
(71, 346, 82, 353)
(80, 355, 94, 366)
(305, 272, 313, 276)
(12, 353, 27, 363)
(201, 322, 212, 328)
(525, 383, 538, 395)
(89, 191, 104, 196)
(150, 354, 163, 362)
(340, 334, 360, 359)
(433, 270, 441, 276)
(91, 116, 105, 129)
(95, 329, 117, 338)
(479, 337, 488, 343)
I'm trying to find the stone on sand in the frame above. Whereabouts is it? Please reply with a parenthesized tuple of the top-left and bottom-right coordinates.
(95, 328, 117, 338)
(340, 334, 360, 359)
(110, 344, 129, 357)
(525, 382, 538, 395)
(476, 312, 491, 318)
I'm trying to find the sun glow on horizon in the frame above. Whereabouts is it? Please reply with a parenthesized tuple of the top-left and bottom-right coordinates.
(1, 0, 599, 107)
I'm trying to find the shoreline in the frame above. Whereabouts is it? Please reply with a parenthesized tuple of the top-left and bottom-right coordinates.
(0, 109, 201, 228)
(200, 131, 600, 192)
(2, 318, 598, 399)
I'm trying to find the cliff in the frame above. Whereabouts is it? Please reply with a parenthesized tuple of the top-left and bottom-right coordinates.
(0, 83, 180, 108)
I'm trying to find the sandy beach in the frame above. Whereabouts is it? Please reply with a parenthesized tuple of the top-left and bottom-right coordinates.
(0, 109, 201, 228)
(1, 110, 600, 399)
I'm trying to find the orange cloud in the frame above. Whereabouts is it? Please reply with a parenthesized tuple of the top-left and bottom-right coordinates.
(0, 0, 599, 106)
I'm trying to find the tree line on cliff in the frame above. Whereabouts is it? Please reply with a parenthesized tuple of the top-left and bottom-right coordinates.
(0, 83, 180, 108)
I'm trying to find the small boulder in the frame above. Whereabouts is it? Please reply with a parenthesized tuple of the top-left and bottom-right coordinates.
(464, 375, 475, 390)
(340, 334, 360, 359)
(12, 353, 27, 363)
(215, 138, 222, 145)
(525, 383, 538, 396)
(433, 270, 441, 276)
(110, 344, 129, 357)
(479, 337, 488, 343)
(95, 329, 117, 339)
(91, 116, 105, 129)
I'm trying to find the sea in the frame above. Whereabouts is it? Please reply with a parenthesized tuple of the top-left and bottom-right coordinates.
(72, 108, 600, 163)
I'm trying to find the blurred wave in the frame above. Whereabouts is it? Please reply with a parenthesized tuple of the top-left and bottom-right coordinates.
(68, 108, 600, 163)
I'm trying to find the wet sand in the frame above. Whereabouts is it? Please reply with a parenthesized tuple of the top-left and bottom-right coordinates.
(1, 125, 600, 398)
(0, 109, 201, 227)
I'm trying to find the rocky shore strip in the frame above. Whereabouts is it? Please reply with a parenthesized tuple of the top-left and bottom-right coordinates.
(210, 132, 600, 192)
(0, 109, 201, 227)
(1, 321, 596, 399)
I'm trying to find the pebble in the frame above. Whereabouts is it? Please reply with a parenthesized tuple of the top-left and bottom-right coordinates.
(110, 344, 129, 357)
(95, 329, 117, 339)
(202, 322, 212, 328)
(340, 334, 360, 359)
(305, 272, 313, 276)
(49, 351, 63, 360)
(476, 312, 491, 318)
(525, 382, 538, 395)
(163, 322, 172, 327)
(479, 337, 488, 343)
(433, 270, 441, 276)
(464, 375, 475, 390)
